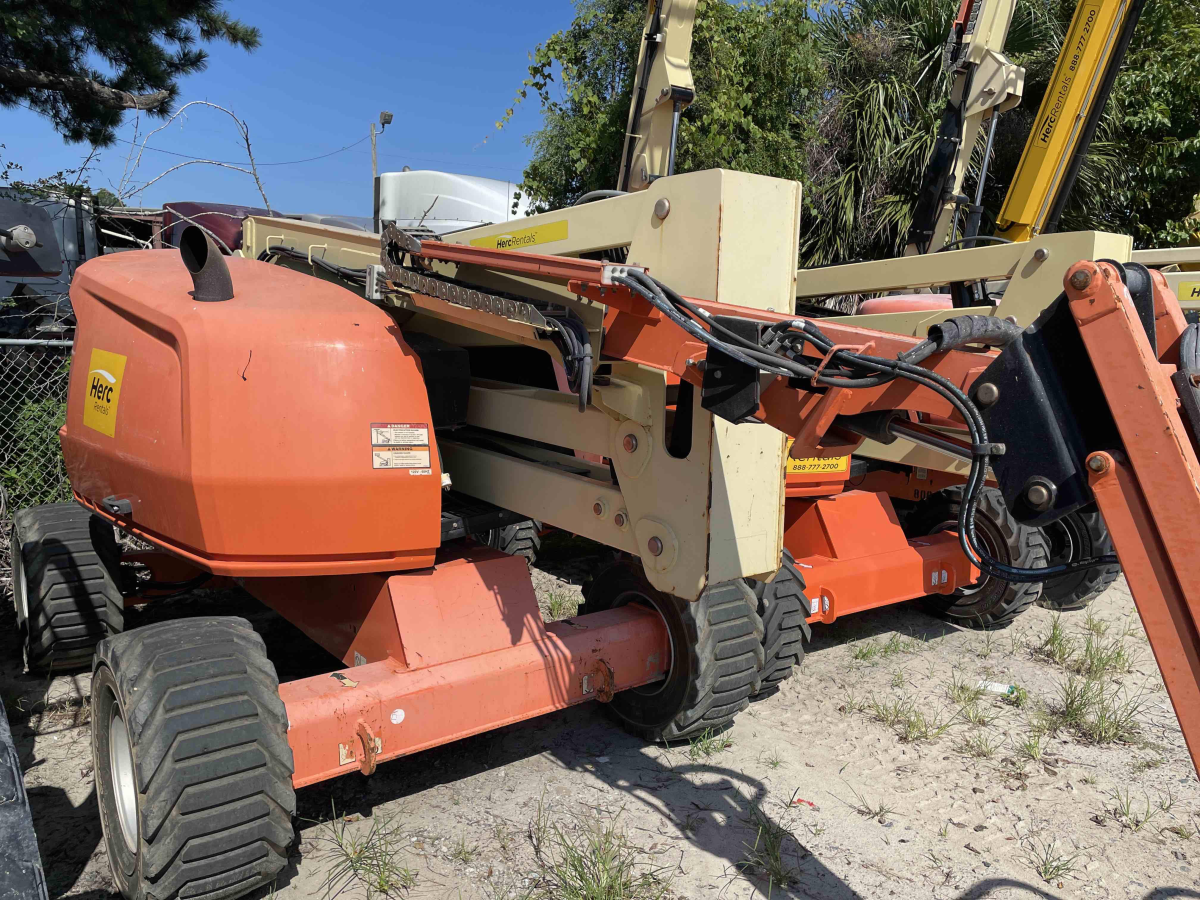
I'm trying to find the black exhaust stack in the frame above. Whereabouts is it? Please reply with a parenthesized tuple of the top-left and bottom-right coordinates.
(179, 225, 234, 302)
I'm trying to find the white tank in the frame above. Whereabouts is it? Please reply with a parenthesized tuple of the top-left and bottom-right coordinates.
(375, 170, 531, 235)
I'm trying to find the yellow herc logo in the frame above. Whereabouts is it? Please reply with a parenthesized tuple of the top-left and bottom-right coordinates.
(82, 349, 127, 437)
(1183, 281, 1200, 301)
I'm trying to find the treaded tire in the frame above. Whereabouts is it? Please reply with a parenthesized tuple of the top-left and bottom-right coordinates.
(479, 520, 541, 565)
(92, 616, 295, 900)
(751, 550, 811, 697)
(909, 486, 1048, 629)
(581, 561, 763, 741)
(0, 695, 49, 900)
(11, 502, 124, 673)
(1038, 509, 1121, 611)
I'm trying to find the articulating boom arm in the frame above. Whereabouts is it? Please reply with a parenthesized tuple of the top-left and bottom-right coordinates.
(618, 0, 698, 192)
(382, 227, 1200, 776)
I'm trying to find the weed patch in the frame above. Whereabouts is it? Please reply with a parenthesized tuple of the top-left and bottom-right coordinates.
(1104, 786, 1174, 832)
(689, 728, 734, 760)
(317, 806, 418, 899)
(531, 811, 671, 900)
(1023, 835, 1079, 883)
(738, 800, 803, 893)
(960, 732, 1001, 759)
(1036, 616, 1077, 667)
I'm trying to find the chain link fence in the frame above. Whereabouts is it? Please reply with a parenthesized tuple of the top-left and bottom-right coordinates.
(0, 340, 74, 526)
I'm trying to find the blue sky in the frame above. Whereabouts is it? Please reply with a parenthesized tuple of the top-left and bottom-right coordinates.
(1, 1, 576, 216)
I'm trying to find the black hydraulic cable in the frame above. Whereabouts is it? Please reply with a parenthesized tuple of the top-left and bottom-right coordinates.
(573, 190, 627, 206)
(614, 273, 783, 374)
(545, 312, 593, 411)
(619, 0, 665, 191)
(619, 268, 1117, 583)
(263, 245, 369, 283)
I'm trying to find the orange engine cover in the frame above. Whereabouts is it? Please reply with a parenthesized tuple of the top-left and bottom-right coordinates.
(60, 250, 441, 576)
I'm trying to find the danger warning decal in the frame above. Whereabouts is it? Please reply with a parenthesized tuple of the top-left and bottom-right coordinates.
(83, 348, 127, 437)
(371, 422, 431, 472)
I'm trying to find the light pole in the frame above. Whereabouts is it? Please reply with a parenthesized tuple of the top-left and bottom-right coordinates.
(371, 111, 393, 233)
(371, 110, 393, 182)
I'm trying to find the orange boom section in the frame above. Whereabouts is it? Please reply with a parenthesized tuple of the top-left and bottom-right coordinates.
(60, 249, 441, 576)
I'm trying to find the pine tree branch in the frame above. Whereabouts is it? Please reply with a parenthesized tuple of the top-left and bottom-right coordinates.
(0, 66, 170, 111)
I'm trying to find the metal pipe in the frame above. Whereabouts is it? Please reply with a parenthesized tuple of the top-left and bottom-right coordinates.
(280, 603, 670, 788)
(179, 225, 234, 303)
(370, 122, 378, 183)
(963, 111, 1000, 250)
(667, 100, 682, 177)
(888, 418, 974, 462)
(0, 339, 73, 347)
(100, 227, 151, 249)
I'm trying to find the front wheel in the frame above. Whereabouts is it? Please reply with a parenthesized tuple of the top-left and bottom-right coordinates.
(476, 519, 541, 565)
(581, 562, 763, 741)
(93, 617, 295, 900)
(751, 550, 810, 697)
(909, 486, 1048, 629)
(1037, 508, 1121, 611)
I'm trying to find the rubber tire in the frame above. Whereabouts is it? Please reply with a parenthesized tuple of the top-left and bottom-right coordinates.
(909, 486, 1048, 629)
(0, 696, 49, 900)
(92, 616, 295, 900)
(751, 550, 811, 697)
(1037, 509, 1121, 611)
(11, 502, 124, 673)
(581, 561, 764, 741)
(479, 520, 541, 565)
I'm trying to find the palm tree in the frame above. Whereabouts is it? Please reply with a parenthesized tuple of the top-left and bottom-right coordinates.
(801, 0, 1064, 266)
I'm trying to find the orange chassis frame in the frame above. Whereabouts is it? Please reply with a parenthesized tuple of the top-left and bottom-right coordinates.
(111, 242, 1200, 784)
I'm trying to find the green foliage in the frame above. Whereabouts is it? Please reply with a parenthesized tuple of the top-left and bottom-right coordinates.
(0, 1, 260, 145)
(676, 0, 823, 186)
(1103, 0, 1200, 246)
(3, 148, 99, 202)
(94, 189, 124, 209)
(0, 354, 71, 509)
(507, 0, 824, 215)
(499, 0, 646, 210)
(511, 0, 1200, 266)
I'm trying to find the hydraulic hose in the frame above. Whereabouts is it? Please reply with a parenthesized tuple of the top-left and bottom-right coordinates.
(615, 269, 1118, 583)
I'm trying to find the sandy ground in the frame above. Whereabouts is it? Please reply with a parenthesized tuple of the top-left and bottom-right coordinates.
(3, 531, 1198, 900)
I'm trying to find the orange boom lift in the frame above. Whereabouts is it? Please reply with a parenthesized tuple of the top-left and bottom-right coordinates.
(8, 215, 1199, 898)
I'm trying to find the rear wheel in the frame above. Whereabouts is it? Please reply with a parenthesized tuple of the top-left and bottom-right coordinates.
(1037, 509, 1121, 611)
(93, 616, 295, 900)
(909, 486, 1048, 629)
(11, 502, 124, 673)
(751, 551, 810, 697)
(581, 562, 763, 740)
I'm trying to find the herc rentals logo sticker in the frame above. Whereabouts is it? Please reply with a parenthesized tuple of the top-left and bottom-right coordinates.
(469, 220, 568, 251)
(82, 349, 127, 437)
(1036, 0, 1099, 148)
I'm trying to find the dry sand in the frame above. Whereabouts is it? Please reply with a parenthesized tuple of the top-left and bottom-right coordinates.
(3, 532, 1196, 900)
